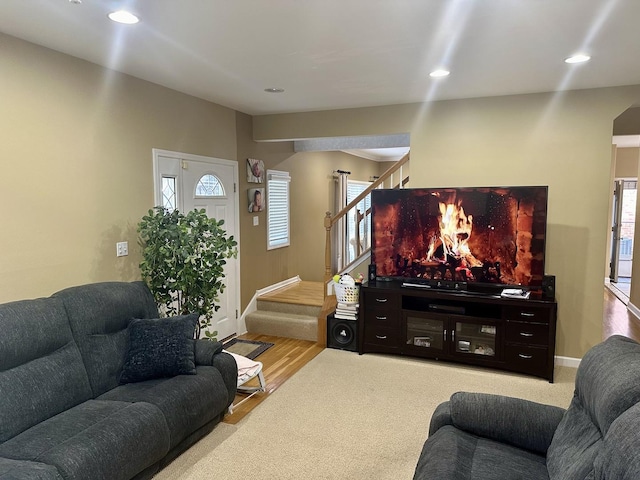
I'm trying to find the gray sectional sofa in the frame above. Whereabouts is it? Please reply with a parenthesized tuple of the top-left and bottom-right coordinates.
(413, 334, 640, 479)
(0, 281, 237, 480)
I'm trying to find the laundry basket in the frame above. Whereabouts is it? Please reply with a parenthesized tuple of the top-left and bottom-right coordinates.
(334, 283, 360, 304)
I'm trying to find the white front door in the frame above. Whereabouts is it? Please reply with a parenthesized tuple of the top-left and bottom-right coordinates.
(153, 149, 239, 341)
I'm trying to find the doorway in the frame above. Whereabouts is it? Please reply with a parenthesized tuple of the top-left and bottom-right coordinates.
(609, 179, 636, 301)
(152, 149, 240, 340)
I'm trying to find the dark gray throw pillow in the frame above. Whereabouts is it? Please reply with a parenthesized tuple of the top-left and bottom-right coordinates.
(119, 314, 199, 384)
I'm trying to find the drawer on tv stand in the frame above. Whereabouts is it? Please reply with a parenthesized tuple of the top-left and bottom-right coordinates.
(505, 320, 550, 346)
(363, 291, 400, 310)
(505, 344, 548, 377)
(364, 326, 400, 348)
(364, 310, 400, 327)
(503, 306, 551, 323)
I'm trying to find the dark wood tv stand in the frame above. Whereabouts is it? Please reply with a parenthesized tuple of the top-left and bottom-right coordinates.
(358, 281, 557, 382)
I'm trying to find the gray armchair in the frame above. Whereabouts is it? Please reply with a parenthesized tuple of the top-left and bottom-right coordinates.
(413, 335, 640, 480)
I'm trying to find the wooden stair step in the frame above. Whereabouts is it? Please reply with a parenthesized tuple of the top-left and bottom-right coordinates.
(256, 298, 321, 317)
(246, 310, 317, 342)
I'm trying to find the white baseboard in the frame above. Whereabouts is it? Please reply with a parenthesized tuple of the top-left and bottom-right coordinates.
(238, 276, 302, 335)
(555, 355, 581, 369)
(627, 301, 640, 321)
(256, 275, 301, 297)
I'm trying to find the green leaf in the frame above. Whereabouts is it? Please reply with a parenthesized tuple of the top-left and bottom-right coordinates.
(137, 206, 238, 334)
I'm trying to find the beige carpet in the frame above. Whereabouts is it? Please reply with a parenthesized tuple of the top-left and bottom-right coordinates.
(154, 349, 577, 480)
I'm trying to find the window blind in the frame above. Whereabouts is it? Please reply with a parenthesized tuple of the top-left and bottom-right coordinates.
(267, 170, 291, 250)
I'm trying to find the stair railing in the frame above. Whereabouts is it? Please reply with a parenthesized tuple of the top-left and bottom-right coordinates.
(324, 153, 410, 289)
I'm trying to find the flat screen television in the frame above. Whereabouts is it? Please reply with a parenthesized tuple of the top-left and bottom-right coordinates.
(370, 186, 548, 291)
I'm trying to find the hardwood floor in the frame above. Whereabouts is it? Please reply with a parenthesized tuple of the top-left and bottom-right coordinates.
(258, 280, 325, 307)
(603, 287, 640, 342)
(223, 333, 323, 424)
(223, 281, 330, 424)
(223, 285, 639, 425)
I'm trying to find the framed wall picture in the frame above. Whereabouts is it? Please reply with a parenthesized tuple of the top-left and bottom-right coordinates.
(247, 158, 264, 183)
(248, 188, 265, 213)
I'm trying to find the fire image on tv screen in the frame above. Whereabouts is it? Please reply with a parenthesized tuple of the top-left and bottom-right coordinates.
(371, 186, 548, 287)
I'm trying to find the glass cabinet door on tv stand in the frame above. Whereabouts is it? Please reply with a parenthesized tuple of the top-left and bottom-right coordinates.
(452, 318, 499, 360)
(402, 310, 501, 361)
(403, 310, 446, 355)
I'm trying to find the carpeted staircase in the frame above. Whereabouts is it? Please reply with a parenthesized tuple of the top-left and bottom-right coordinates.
(246, 298, 320, 341)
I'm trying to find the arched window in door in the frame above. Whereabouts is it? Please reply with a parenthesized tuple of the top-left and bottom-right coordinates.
(195, 174, 225, 197)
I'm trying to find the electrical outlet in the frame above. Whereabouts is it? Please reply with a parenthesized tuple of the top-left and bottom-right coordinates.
(253, 216, 259, 226)
(116, 241, 128, 257)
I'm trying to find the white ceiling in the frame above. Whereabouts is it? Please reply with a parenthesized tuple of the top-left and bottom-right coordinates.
(1, 1, 640, 117)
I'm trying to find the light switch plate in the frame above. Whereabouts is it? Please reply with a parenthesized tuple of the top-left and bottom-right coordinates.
(253, 216, 259, 226)
(116, 241, 128, 257)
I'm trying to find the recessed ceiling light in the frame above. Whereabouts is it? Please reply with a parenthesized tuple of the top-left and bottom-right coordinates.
(108, 10, 139, 24)
(565, 54, 591, 64)
(429, 69, 450, 78)
(264, 88, 285, 93)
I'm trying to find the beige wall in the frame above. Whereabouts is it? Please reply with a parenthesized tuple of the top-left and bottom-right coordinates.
(615, 148, 640, 178)
(284, 151, 380, 280)
(605, 145, 617, 279)
(254, 86, 640, 358)
(236, 112, 294, 308)
(0, 34, 384, 316)
(623, 148, 640, 306)
(0, 34, 237, 302)
(614, 107, 640, 135)
(6, 32, 640, 358)
(236, 111, 382, 308)
(378, 160, 410, 187)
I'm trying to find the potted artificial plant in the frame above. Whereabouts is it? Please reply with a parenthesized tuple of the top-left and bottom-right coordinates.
(138, 206, 238, 340)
